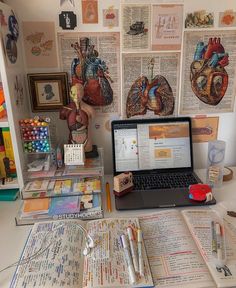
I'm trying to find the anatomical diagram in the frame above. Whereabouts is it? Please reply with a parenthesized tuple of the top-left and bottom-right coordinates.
(190, 37, 229, 106)
(126, 58, 174, 118)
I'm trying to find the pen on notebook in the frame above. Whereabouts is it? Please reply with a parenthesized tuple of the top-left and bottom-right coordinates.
(127, 226, 139, 273)
(120, 234, 136, 284)
(106, 182, 112, 212)
(137, 228, 144, 277)
(211, 221, 217, 253)
(215, 222, 224, 261)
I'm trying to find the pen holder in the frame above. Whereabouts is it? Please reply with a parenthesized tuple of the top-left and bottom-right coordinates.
(206, 140, 226, 188)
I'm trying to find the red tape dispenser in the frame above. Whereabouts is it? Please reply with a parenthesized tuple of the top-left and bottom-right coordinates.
(189, 184, 213, 202)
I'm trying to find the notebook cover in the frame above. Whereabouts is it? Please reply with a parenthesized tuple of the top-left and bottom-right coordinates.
(49, 196, 80, 215)
(23, 198, 50, 213)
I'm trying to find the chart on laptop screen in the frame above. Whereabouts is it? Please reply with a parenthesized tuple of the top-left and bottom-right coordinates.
(114, 121, 192, 172)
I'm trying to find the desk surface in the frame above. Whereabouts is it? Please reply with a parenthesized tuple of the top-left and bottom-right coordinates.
(0, 169, 236, 288)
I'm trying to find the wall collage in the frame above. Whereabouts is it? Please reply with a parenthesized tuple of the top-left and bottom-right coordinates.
(1, 0, 236, 147)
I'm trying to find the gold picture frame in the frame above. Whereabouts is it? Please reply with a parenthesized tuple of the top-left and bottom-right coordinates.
(27, 72, 69, 112)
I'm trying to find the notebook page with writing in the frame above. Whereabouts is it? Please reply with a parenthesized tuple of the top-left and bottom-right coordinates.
(139, 210, 215, 288)
(182, 209, 236, 288)
(83, 218, 153, 288)
(10, 220, 86, 288)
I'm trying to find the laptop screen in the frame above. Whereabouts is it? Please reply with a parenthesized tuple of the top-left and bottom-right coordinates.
(111, 117, 194, 174)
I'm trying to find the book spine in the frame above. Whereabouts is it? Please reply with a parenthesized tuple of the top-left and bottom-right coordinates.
(0, 84, 6, 119)
(2, 127, 16, 177)
(0, 127, 6, 177)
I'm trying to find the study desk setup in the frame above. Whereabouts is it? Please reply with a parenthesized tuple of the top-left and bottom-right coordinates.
(0, 168, 236, 288)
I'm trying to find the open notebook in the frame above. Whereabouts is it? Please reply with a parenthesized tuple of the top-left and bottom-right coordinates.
(10, 208, 236, 288)
(10, 218, 153, 288)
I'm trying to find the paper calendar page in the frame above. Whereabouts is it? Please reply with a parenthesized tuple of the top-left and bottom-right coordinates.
(64, 144, 85, 165)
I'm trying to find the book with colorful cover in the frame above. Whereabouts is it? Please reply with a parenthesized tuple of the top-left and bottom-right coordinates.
(24, 179, 49, 192)
(80, 194, 101, 211)
(2, 127, 16, 177)
(0, 128, 6, 178)
(73, 177, 102, 194)
(49, 196, 80, 215)
(53, 179, 73, 195)
(22, 198, 50, 216)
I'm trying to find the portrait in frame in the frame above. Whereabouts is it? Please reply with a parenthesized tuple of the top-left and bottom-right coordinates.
(27, 72, 69, 112)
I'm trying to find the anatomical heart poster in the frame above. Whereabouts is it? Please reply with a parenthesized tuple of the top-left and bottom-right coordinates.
(122, 53, 180, 119)
(180, 30, 236, 114)
(58, 32, 120, 114)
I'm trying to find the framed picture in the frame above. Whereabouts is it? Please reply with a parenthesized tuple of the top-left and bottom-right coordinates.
(27, 72, 69, 112)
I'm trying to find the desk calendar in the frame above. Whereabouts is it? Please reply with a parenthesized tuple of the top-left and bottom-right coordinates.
(64, 144, 85, 165)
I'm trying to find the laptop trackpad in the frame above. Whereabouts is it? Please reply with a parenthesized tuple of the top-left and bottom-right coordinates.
(142, 188, 188, 208)
(115, 190, 144, 210)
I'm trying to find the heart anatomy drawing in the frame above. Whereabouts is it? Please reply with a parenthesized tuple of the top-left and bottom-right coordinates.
(190, 37, 229, 106)
(71, 37, 113, 106)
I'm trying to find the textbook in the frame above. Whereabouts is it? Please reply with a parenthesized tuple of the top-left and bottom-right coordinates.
(139, 209, 236, 288)
(10, 218, 154, 288)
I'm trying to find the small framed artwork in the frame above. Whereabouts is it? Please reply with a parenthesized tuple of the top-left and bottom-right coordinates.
(27, 72, 69, 112)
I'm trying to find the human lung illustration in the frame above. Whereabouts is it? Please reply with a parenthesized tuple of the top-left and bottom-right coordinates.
(71, 37, 113, 106)
(126, 74, 174, 118)
(190, 37, 229, 106)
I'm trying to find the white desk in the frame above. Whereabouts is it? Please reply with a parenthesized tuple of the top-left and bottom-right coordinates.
(0, 169, 236, 288)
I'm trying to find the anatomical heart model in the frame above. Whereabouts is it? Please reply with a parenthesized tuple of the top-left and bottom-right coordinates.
(126, 58, 174, 118)
(71, 37, 113, 106)
(190, 37, 229, 105)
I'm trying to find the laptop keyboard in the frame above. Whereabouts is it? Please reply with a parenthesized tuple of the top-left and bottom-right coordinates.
(133, 173, 199, 190)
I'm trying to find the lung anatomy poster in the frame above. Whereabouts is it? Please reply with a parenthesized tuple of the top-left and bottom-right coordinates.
(122, 53, 180, 119)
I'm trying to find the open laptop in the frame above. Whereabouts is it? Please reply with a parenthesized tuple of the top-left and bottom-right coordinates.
(111, 117, 216, 210)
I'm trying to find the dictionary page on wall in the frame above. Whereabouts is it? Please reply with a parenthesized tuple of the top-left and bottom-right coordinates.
(139, 210, 215, 288)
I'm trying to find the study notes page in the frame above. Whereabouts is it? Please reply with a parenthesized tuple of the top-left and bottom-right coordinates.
(182, 209, 236, 288)
(11, 220, 86, 288)
(139, 210, 215, 288)
(83, 218, 153, 288)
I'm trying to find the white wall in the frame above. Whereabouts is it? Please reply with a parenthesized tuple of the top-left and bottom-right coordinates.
(5, 0, 236, 173)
